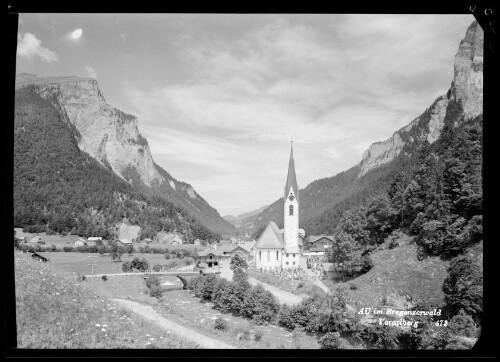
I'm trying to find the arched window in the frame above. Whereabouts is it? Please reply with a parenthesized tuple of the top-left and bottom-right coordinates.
(259, 251, 261, 260)
(276, 251, 279, 260)
(289, 205, 294, 215)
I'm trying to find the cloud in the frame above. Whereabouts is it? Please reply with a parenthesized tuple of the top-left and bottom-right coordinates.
(17, 33, 59, 63)
(121, 15, 474, 215)
(85, 65, 97, 78)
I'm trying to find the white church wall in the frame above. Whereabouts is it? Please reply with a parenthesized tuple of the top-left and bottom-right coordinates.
(254, 248, 282, 270)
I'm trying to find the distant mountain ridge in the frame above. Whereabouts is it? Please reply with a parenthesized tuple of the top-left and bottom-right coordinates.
(15, 73, 235, 235)
(223, 204, 269, 228)
(244, 21, 483, 237)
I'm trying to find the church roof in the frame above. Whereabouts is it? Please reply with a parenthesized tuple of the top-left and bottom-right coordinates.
(254, 222, 284, 249)
(284, 142, 299, 201)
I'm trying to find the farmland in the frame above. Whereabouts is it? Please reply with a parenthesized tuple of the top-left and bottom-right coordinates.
(35, 252, 193, 276)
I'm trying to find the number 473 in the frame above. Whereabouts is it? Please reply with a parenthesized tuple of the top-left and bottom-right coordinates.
(435, 320, 448, 327)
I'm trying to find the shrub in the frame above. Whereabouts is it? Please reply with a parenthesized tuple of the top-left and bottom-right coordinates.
(63, 246, 74, 252)
(122, 261, 133, 272)
(149, 285, 162, 299)
(50, 244, 57, 252)
(102, 275, 108, 281)
(152, 264, 162, 272)
(349, 283, 357, 290)
(388, 239, 399, 249)
(240, 284, 279, 324)
(213, 318, 229, 331)
(253, 330, 263, 342)
(277, 304, 296, 330)
(145, 275, 160, 289)
(448, 309, 477, 338)
(318, 332, 342, 349)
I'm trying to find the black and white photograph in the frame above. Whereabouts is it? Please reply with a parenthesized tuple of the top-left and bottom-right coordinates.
(8, 8, 493, 354)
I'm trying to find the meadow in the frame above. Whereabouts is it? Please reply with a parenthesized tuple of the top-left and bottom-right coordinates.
(14, 251, 197, 348)
(34, 252, 192, 276)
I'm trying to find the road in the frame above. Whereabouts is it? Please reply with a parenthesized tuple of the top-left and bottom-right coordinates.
(111, 298, 237, 349)
(84, 271, 200, 278)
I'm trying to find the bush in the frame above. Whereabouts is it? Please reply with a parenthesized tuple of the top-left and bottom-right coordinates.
(240, 284, 279, 324)
(149, 285, 162, 299)
(277, 304, 296, 330)
(448, 309, 477, 338)
(388, 239, 399, 249)
(213, 318, 229, 331)
(50, 244, 57, 252)
(122, 261, 133, 272)
(102, 275, 108, 281)
(63, 246, 74, 252)
(349, 283, 357, 290)
(145, 275, 160, 289)
(318, 332, 342, 349)
(253, 330, 263, 342)
(152, 264, 162, 272)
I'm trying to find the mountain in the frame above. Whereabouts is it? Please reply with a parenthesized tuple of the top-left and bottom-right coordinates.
(223, 204, 269, 228)
(14, 73, 235, 236)
(245, 21, 483, 237)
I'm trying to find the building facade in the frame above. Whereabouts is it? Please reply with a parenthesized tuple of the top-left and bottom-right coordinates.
(253, 143, 304, 270)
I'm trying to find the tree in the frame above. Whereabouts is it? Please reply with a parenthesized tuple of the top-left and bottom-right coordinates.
(230, 254, 248, 273)
(240, 284, 279, 324)
(110, 241, 124, 262)
(365, 194, 398, 244)
(336, 208, 370, 246)
(442, 255, 483, 321)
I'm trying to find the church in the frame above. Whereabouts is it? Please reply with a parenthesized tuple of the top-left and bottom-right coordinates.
(253, 143, 305, 270)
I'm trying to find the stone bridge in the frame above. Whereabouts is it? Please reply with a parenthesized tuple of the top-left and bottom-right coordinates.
(83, 270, 218, 289)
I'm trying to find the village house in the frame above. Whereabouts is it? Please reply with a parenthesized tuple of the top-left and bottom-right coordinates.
(74, 238, 87, 247)
(198, 249, 222, 268)
(30, 236, 43, 244)
(118, 238, 132, 246)
(307, 235, 334, 250)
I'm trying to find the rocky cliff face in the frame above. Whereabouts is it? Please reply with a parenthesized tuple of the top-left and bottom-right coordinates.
(15, 74, 234, 234)
(358, 21, 483, 178)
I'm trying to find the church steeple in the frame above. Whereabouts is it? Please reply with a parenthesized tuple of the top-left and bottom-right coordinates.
(284, 141, 298, 202)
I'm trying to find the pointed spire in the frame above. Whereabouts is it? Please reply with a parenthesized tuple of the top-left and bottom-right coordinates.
(284, 141, 298, 201)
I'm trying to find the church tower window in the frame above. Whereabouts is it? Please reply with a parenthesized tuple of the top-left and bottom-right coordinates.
(289, 205, 294, 215)
(259, 251, 261, 260)
(276, 251, 279, 260)
(267, 251, 270, 262)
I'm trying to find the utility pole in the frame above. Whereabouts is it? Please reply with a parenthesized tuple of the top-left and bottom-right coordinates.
(88, 255, 97, 288)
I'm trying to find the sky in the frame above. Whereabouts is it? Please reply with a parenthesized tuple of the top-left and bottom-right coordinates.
(15, 13, 475, 217)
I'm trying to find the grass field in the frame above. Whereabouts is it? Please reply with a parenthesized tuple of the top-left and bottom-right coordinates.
(36, 252, 190, 276)
(324, 241, 450, 309)
(14, 251, 196, 348)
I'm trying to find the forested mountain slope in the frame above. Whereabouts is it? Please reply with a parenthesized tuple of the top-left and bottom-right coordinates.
(14, 85, 221, 242)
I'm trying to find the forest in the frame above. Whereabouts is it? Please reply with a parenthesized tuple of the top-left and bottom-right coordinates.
(14, 85, 221, 243)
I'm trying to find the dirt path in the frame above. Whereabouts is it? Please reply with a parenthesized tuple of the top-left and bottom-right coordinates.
(111, 298, 237, 349)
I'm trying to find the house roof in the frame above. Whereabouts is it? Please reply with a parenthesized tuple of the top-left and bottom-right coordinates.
(309, 235, 334, 244)
(284, 143, 299, 202)
(254, 222, 284, 249)
(198, 249, 222, 257)
(242, 241, 256, 252)
(231, 245, 250, 254)
(119, 238, 132, 244)
(218, 244, 236, 253)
